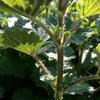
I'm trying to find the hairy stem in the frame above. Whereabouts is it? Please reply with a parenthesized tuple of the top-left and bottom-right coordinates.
(55, 0, 66, 99)
(36, 59, 51, 75)
(34, 19, 58, 47)
(54, 0, 68, 99)
(63, 75, 100, 91)
(71, 75, 100, 85)
(32, 55, 51, 75)
(55, 44, 64, 100)
(58, 0, 64, 27)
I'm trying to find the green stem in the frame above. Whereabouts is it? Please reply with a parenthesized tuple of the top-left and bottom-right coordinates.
(69, 19, 81, 32)
(36, 59, 51, 75)
(54, 0, 67, 99)
(63, 75, 100, 91)
(32, 55, 51, 75)
(34, 19, 58, 47)
(77, 47, 83, 75)
(55, 44, 64, 100)
(96, 52, 100, 76)
(71, 75, 100, 85)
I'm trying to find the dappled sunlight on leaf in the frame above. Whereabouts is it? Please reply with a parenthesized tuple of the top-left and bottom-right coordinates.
(16, 42, 43, 55)
(0, 27, 44, 55)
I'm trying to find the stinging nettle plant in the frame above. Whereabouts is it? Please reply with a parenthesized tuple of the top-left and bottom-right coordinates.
(0, 0, 100, 100)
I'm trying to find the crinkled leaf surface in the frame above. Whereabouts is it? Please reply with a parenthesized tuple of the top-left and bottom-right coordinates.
(76, 0, 100, 18)
(65, 83, 93, 94)
(0, 27, 43, 55)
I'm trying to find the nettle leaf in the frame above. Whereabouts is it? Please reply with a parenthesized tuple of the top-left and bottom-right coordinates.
(0, 0, 53, 17)
(76, 0, 100, 18)
(0, 27, 43, 55)
(65, 83, 94, 94)
(96, 17, 100, 33)
(2, 0, 29, 9)
(96, 43, 100, 53)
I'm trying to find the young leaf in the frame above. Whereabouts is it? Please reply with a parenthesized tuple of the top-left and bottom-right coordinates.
(76, 0, 100, 18)
(96, 43, 100, 53)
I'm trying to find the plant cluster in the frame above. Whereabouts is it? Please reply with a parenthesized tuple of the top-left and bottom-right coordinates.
(0, 0, 100, 100)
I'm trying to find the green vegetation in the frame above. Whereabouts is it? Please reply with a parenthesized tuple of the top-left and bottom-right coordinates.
(0, 0, 100, 100)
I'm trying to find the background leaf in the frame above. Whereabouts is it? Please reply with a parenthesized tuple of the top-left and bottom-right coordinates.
(65, 83, 93, 94)
(0, 86, 5, 99)
(11, 88, 33, 100)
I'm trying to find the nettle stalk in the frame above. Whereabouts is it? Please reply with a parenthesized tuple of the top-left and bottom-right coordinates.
(54, 0, 67, 99)
(31, 1, 78, 100)
(33, 1, 78, 99)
